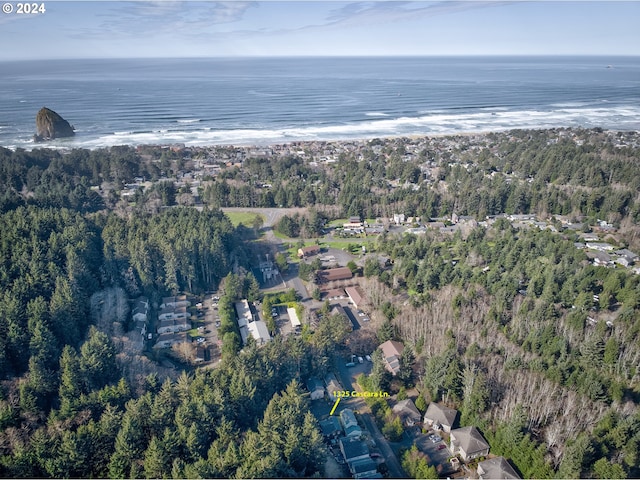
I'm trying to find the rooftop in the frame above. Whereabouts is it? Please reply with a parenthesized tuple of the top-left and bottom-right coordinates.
(450, 426, 490, 455)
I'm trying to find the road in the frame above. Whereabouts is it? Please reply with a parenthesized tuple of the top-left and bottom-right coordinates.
(360, 413, 406, 479)
(334, 357, 407, 479)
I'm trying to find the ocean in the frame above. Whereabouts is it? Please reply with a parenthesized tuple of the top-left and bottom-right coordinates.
(1, 56, 639, 149)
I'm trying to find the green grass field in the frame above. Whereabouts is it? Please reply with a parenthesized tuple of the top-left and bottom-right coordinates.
(223, 211, 265, 228)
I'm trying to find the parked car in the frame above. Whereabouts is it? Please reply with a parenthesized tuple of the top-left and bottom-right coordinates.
(437, 444, 446, 450)
(345, 362, 356, 367)
(196, 337, 205, 343)
(365, 355, 372, 362)
(370, 453, 382, 459)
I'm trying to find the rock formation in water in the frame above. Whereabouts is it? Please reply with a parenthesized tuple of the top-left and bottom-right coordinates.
(34, 107, 75, 141)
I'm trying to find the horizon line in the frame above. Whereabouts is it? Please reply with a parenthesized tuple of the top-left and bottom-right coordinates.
(3, 53, 640, 62)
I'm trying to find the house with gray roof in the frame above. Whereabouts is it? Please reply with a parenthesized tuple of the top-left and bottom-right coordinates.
(339, 437, 370, 465)
(450, 426, 490, 462)
(340, 408, 362, 438)
(392, 399, 422, 426)
(319, 417, 342, 438)
(324, 373, 343, 398)
(478, 456, 521, 479)
(306, 377, 325, 400)
(424, 402, 458, 432)
(132, 296, 149, 323)
(351, 458, 380, 479)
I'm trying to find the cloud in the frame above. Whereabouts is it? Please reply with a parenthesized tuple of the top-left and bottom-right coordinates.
(72, 1, 256, 38)
(323, 1, 513, 27)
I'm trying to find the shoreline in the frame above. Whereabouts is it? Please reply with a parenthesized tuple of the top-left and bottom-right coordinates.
(3, 126, 639, 153)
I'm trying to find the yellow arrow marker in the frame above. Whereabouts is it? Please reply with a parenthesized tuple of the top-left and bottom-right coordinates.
(329, 397, 341, 416)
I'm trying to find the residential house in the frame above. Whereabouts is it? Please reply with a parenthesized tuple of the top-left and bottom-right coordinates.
(158, 305, 191, 322)
(160, 295, 190, 309)
(392, 399, 422, 427)
(450, 426, 490, 462)
(351, 458, 380, 479)
(588, 251, 613, 266)
(345, 286, 366, 309)
(153, 331, 188, 349)
(298, 245, 321, 258)
(365, 225, 385, 235)
(157, 317, 191, 334)
(339, 437, 370, 465)
(307, 377, 325, 400)
(324, 288, 346, 300)
(247, 319, 271, 345)
(324, 373, 343, 398)
(477, 457, 521, 479)
(319, 417, 342, 438)
(379, 340, 404, 375)
(132, 296, 149, 322)
(586, 242, 615, 252)
(234, 300, 255, 325)
(393, 214, 406, 225)
(340, 408, 362, 438)
(234, 299, 270, 346)
(317, 267, 353, 283)
(615, 249, 638, 265)
(424, 403, 459, 433)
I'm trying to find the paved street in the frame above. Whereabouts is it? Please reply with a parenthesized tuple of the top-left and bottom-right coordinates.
(360, 414, 407, 479)
(332, 357, 407, 479)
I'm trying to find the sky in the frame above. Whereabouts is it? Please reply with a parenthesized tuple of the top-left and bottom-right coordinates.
(1, 1, 639, 60)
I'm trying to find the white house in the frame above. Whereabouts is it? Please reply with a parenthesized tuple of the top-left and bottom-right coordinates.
(132, 296, 149, 322)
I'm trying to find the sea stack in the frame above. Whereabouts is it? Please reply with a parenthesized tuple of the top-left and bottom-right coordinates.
(34, 107, 75, 141)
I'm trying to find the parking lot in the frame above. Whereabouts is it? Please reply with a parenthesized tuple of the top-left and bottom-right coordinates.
(270, 304, 298, 337)
(412, 430, 456, 475)
(193, 294, 222, 363)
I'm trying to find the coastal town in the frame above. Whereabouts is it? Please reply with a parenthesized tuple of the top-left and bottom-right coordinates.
(104, 129, 640, 479)
(2, 126, 639, 479)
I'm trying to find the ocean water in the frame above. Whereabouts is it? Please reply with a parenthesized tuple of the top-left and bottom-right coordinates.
(1, 56, 639, 149)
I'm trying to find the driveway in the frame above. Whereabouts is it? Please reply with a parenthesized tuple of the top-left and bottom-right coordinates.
(360, 413, 407, 478)
(333, 357, 406, 478)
